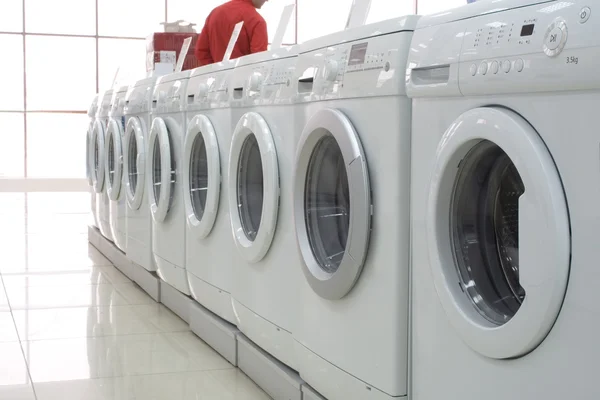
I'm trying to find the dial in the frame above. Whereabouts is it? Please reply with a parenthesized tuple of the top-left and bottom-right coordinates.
(323, 59, 339, 82)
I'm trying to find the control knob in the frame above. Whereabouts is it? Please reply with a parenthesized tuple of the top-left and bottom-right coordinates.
(249, 72, 264, 91)
(323, 59, 339, 82)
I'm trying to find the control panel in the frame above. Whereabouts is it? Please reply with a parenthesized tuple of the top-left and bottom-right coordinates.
(260, 57, 297, 104)
(98, 91, 113, 118)
(296, 30, 413, 100)
(110, 90, 127, 118)
(125, 86, 153, 115)
(153, 78, 188, 113)
(408, 0, 600, 97)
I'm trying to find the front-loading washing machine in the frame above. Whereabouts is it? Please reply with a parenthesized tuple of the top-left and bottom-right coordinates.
(123, 77, 159, 272)
(106, 85, 129, 252)
(92, 89, 114, 242)
(183, 59, 238, 324)
(407, 1, 600, 398)
(87, 94, 99, 228)
(291, 16, 419, 400)
(228, 46, 300, 369)
(149, 71, 191, 294)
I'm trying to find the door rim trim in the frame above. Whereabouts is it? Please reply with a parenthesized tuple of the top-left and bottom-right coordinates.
(293, 108, 372, 301)
(183, 114, 221, 240)
(427, 107, 570, 359)
(228, 111, 279, 264)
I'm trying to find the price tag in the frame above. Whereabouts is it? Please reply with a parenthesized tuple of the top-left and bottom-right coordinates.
(272, 3, 295, 49)
(175, 37, 192, 73)
(345, 0, 372, 29)
(223, 22, 244, 62)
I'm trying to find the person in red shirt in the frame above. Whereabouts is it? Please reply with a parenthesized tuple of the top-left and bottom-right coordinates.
(195, 0, 269, 66)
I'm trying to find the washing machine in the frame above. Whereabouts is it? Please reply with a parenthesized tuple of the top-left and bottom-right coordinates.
(407, 1, 599, 398)
(149, 71, 191, 294)
(106, 85, 129, 252)
(123, 77, 159, 272)
(228, 46, 300, 369)
(291, 16, 419, 400)
(92, 89, 114, 242)
(87, 94, 99, 228)
(183, 60, 238, 323)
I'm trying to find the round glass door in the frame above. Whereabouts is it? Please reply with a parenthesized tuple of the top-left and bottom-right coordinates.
(294, 108, 371, 301)
(124, 117, 146, 210)
(228, 112, 279, 263)
(106, 118, 124, 201)
(183, 115, 221, 239)
(148, 117, 175, 223)
(428, 107, 570, 359)
(91, 119, 106, 194)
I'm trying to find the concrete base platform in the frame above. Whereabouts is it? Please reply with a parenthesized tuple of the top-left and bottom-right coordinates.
(189, 301, 240, 366)
(89, 225, 161, 302)
(302, 384, 327, 400)
(237, 334, 303, 400)
(160, 279, 193, 324)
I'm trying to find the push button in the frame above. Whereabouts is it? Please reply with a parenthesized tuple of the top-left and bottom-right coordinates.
(543, 18, 568, 57)
(491, 60, 499, 74)
(470, 64, 477, 76)
(515, 59, 524, 72)
(502, 60, 511, 73)
(478, 62, 488, 75)
(580, 6, 591, 23)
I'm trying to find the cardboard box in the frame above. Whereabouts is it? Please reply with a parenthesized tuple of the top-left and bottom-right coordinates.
(146, 32, 199, 72)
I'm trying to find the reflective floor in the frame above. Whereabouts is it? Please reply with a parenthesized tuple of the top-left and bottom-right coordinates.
(0, 192, 270, 400)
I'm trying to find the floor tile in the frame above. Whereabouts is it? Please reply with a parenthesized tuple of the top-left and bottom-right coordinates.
(0, 312, 19, 342)
(0, 342, 31, 386)
(1, 265, 131, 288)
(13, 304, 188, 341)
(5, 283, 154, 310)
(0, 383, 37, 400)
(33, 370, 270, 400)
(0, 245, 112, 272)
(25, 331, 233, 383)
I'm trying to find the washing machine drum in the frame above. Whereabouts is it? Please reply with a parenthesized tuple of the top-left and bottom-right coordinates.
(427, 106, 570, 360)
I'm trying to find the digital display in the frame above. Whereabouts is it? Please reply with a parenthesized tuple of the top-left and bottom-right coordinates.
(348, 42, 368, 66)
(520, 24, 534, 37)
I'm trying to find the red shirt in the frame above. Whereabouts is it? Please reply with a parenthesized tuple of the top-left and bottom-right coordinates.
(195, 0, 268, 66)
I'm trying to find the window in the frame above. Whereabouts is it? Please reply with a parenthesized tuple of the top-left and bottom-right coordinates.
(25, 0, 95, 35)
(26, 36, 96, 111)
(366, 0, 415, 24)
(98, 0, 164, 37)
(297, 0, 353, 43)
(417, 0, 466, 16)
(98, 38, 146, 90)
(259, 0, 297, 45)
(0, 0, 23, 33)
(167, 0, 225, 27)
(0, 113, 25, 178)
(0, 35, 24, 111)
(26, 113, 88, 178)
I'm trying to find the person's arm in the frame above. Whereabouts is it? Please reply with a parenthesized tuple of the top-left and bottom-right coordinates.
(195, 17, 213, 66)
(250, 19, 268, 53)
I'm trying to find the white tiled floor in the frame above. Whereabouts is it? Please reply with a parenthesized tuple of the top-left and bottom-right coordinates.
(0, 192, 270, 400)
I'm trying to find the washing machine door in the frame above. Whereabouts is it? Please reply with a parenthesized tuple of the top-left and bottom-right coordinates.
(148, 117, 175, 223)
(228, 111, 279, 263)
(86, 121, 94, 186)
(91, 119, 106, 194)
(183, 114, 221, 239)
(123, 117, 146, 210)
(294, 108, 371, 301)
(106, 118, 124, 201)
(427, 107, 570, 359)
